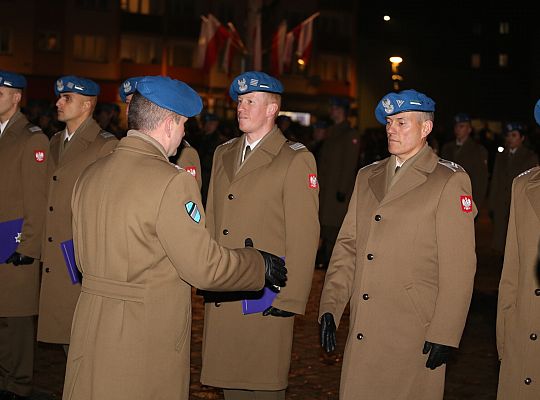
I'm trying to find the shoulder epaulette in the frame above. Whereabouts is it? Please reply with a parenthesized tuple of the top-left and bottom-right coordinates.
(28, 125, 42, 133)
(172, 164, 183, 172)
(182, 139, 192, 147)
(288, 142, 306, 151)
(219, 137, 239, 147)
(360, 160, 380, 171)
(438, 158, 465, 172)
(100, 130, 115, 139)
(517, 167, 536, 178)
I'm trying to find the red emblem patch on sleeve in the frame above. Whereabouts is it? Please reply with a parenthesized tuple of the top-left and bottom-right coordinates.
(34, 150, 45, 163)
(309, 174, 318, 188)
(460, 195, 473, 213)
(185, 166, 197, 177)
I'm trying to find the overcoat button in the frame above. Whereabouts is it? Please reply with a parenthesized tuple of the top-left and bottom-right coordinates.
(228, 194, 234, 200)
(357, 333, 363, 340)
(49, 206, 54, 211)
(535, 289, 540, 296)
(375, 215, 382, 221)
(367, 254, 374, 260)
(48, 237, 53, 242)
(530, 333, 538, 340)
(362, 293, 369, 300)
(524, 377, 532, 385)
(215, 302, 221, 307)
(53, 176, 57, 181)
(45, 267, 50, 273)
(223, 229, 229, 235)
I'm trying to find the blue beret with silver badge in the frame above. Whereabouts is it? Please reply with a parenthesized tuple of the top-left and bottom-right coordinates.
(0, 70, 27, 89)
(119, 76, 143, 103)
(136, 76, 202, 118)
(229, 71, 283, 101)
(375, 89, 436, 125)
(453, 113, 471, 124)
(55, 75, 100, 96)
(535, 99, 540, 126)
(504, 122, 524, 134)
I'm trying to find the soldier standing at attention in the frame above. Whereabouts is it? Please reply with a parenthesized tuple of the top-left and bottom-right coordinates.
(38, 76, 118, 354)
(119, 76, 202, 189)
(319, 89, 476, 400)
(200, 71, 319, 400)
(0, 71, 49, 400)
(316, 97, 361, 268)
(62, 75, 286, 400)
(496, 100, 540, 400)
(488, 122, 538, 254)
(441, 113, 488, 209)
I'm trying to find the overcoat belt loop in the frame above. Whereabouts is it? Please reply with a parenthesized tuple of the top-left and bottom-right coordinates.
(81, 274, 146, 303)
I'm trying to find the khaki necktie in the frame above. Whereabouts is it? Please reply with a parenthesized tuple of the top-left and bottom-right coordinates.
(243, 145, 251, 163)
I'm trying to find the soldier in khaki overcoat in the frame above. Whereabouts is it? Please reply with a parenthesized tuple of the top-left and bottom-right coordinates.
(317, 97, 361, 267)
(62, 76, 286, 400)
(200, 71, 319, 400)
(319, 90, 476, 400)
(441, 113, 489, 208)
(489, 122, 538, 254)
(0, 71, 49, 399)
(38, 76, 118, 349)
(119, 76, 202, 189)
(496, 100, 540, 400)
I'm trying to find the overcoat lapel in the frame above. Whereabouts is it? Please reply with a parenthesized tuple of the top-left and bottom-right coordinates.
(367, 160, 388, 203)
(526, 170, 540, 222)
(58, 118, 100, 167)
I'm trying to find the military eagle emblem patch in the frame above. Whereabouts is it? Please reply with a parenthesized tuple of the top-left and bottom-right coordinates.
(34, 150, 45, 163)
(185, 166, 197, 177)
(460, 195, 473, 213)
(185, 201, 201, 223)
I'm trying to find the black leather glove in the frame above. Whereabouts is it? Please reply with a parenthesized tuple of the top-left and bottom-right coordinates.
(245, 238, 287, 292)
(422, 341, 452, 370)
(6, 251, 35, 266)
(336, 191, 346, 203)
(320, 312, 337, 353)
(262, 306, 295, 317)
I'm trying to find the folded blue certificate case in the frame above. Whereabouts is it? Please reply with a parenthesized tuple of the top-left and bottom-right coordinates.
(61, 239, 80, 284)
(242, 286, 278, 315)
(0, 218, 24, 264)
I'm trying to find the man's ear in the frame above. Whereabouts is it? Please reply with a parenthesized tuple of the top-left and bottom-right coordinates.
(421, 120, 433, 139)
(266, 102, 278, 118)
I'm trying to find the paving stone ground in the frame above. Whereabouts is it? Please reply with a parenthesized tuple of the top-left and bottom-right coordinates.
(30, 209, 501, 399)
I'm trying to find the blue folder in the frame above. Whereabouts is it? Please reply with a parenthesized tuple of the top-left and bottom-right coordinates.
(0, 218, 24, 264)
(242, 256, 284, 315)
(60, 239, 80, 285)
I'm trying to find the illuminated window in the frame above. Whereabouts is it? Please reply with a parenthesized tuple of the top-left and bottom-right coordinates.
(499, 53, 508, 67)
(499, 22, 510, 34)
(0, 29, 12, 54)
(120, 0, 162, 15)
(120, 35, 161, 64)
(73, 34, 107, 62)
(471, 53, 481, 69)
(37, 31, 61, 52)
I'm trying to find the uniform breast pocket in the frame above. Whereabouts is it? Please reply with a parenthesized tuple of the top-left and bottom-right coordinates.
(404, 283, 430, 328)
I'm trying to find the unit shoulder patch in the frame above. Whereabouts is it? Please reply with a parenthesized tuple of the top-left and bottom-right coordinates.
(438, 158, 465, 173)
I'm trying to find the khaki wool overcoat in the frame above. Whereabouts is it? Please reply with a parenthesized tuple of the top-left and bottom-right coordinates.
(38, 117, 118, 343)
(319, 146, 476, 400)
(496, 166, 540, 400)
(200, 127, 319, 390)
(0, 111, 49, 316)
(318, 121, 361, 229)
(489, 147, 538, 253)
(62, 132, 265, 400)
(176, 139, 202, 189)
(441, 137, 489, 206)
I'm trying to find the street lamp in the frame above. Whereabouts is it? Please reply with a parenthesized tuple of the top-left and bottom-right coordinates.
(389, 56, 403, 90)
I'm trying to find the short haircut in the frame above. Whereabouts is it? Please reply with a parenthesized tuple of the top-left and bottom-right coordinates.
(419, 111, 435, 123)
(128, 92, 181, 132)
(264, 92, 282, 118)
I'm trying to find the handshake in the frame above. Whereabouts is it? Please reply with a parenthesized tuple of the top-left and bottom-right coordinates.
(244, 238, 287, 291)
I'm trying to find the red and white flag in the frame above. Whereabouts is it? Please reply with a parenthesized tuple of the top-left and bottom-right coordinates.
(271, 20, 287, 76)
(282, 31, 296, 72)
(296, 16, 314, 64)
(193, 14, 228, 71)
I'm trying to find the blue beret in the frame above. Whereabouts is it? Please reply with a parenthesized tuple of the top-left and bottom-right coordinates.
(119, 76, 143, 103)
(375, 89, 436, 125)
(55, 76, 100, 96)
(0, 70, 27, 89)
(136, 76, 202, 118)
(229, 71, 283, 101)
(535, 99, 540, 126)
(454, 113, 471, 123)
(504, 122, 524, 134)
(330, 97, 350, 110)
